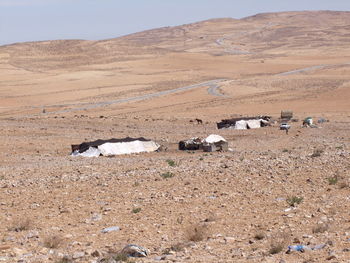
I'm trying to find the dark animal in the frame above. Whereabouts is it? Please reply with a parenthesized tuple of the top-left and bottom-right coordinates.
(195, 118, 203, 124)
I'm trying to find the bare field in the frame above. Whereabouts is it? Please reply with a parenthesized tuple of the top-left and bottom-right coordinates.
(0, 11, 349, 263)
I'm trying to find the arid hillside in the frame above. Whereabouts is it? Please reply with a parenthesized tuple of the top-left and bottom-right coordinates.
(0, 11, 349, 263)
(0, 11, 349, 118)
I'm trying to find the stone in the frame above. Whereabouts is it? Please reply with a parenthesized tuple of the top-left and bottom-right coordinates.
(101, 226, 121, 233)
(72, 251, 85, 259)
(154, 255, 166, 261)
(121, 244, 149, 257)
(0, 245, 11, 251)
(91, 213, 102, 221)
(91, 250, 101, 257)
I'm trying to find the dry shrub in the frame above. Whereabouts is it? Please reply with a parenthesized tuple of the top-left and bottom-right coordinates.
(339, 181, 349, 189)
(254, 232, 265, 240)
(55, 256, 73, 263)
(163, 242, 189, 254)
(185, 223, 209, 242)
(269, 243, 284, 254)
(8, 218, 32, 232)
(311, 149, 323, 158)
(112, 253, 129, 262)
(269, 232, 289, 255)
(312, 223, 329, 234)
(43, 235, 63, 249)
(204, 212, 218, 223)
(286, 196, 303, 207)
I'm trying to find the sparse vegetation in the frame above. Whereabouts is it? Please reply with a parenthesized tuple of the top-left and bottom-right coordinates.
(8, 218, 32, 232)
(269, 243, 284, 254)
(269, 232, 289, 255)
(100, 253, 134, 263)
(312, 223, 329, 234)
(254, 232, 265, 240)
(112, 253, 129, 262)
(335, 146, 343, 150)
(185, 223, 209, 242)
(163, 242, 189, 254)
(132, 207, 141, 214)
(43, 235, 63, 249)
(55, 256, 73, 263)
(286, 196, 303, 207)
(166, 159, 176, 167)
(177, 216, 184, 224)
(311, 148, 323, 158)
(339, 181, 349, 189)
(160, 172, 174, 179)
(282, 148, 291, 153)
(328, 176, 338, 185)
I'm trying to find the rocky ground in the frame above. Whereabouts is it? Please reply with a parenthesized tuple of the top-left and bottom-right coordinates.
(1, 10, 350, 263)
(0, 115, 349, 263)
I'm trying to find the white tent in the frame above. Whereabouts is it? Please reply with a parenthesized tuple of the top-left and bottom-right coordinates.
(71, 138, 160, 157)
(98, 141, 160, 156)
(246, 119, 262, 129)
(203, 134, 227, 144)
(235, 120, 248, 130)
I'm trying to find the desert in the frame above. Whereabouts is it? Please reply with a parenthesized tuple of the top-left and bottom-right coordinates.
(0, 10, 349, 263)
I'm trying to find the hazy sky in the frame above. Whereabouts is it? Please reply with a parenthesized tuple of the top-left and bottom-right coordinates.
(1, 0, 349, 45)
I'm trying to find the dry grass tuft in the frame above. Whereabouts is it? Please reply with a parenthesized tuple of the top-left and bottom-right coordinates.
(8, 218, 32, 232)
(269, 232, 289, 255)
(312, 223, 329, 234)
(185, 223, 209, 242)
(55, 256, 73, 263)
(286, 196, 303, 207)
(269, 243, 284, 254)
(311, 148, 323, 158)
(43, 235, 63, 249)
(338, 181, 348, 189)
(163, 242, 189, 254)
(254, 232, 265, 240)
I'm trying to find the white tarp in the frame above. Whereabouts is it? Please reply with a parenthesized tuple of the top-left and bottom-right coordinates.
(72, 147, 101, 157)
(72, 139, 160, 157)
(234, 120, 248, 130)
(246, 119, 262, 129)
(203, 134, 226, 144)
(98, 140, 160, 156)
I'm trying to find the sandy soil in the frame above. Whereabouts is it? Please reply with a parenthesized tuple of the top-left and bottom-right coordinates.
(0, 11, 349, 263)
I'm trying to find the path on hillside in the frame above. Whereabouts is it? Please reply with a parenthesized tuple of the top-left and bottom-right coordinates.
(215, 22, 277, 55)
(47, 62, 333, 113)
(43, 79, 228, 115)
(207, 63, 350, 97)
(7, 62, 349, 117)
(276, 65, 327, 76)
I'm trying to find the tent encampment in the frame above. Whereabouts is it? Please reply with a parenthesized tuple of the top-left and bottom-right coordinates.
(71, 137, 160, 157)
(217, 116, 271, 129)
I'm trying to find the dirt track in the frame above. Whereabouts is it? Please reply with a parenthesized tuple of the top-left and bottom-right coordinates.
(0, 10, 349, 263)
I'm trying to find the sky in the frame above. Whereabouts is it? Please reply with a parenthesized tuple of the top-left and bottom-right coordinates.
(0, 0, 349, 45)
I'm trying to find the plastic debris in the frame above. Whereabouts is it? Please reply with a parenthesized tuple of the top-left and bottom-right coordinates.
(287, 245, 311, 253)
(287, 243, 327, 253)
(121, 244, 149, 257)
(101, 226, 120, 233)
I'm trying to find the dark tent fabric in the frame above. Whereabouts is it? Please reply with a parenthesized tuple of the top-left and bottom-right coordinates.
(72, 137, 151, 153)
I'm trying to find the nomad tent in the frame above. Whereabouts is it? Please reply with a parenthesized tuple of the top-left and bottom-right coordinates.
(179, 134, 228, 152)
(71, 137, 160, 157)
(202, 134, 228, 152)
(217, 116, 270, 129)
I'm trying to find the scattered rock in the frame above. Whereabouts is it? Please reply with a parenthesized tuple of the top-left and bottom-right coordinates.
(72, 251, 85, 259)
(121, 244, 149, 257)
(101, 226, 121, 233)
